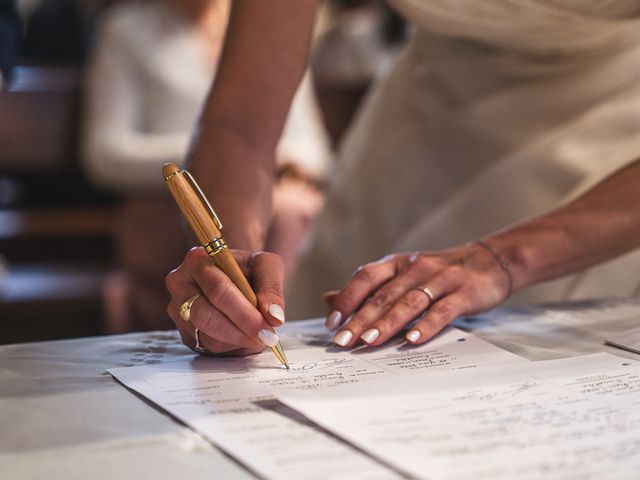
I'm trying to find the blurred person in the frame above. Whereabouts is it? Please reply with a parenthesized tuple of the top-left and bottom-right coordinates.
(83, 0, 331, 332)
(163, 1, 640, 355)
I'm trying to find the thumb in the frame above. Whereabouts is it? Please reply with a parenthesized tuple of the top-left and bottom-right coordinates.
(250, 251, 286, 327)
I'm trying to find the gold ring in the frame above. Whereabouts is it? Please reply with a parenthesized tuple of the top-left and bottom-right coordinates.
(194, 328, 207, 354)
(412, 286, 434, 304)
(179, 294, 200, 322)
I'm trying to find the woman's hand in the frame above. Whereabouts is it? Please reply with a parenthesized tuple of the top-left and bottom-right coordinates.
(324, 242, 512, 348)
(166, 247, 286, 356)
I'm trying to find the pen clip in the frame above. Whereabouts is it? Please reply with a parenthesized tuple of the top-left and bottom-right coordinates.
(182, 170, 223, 231)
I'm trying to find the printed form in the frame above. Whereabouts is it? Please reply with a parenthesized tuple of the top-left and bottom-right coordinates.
(275, 352, 640, 480)
(109, 326, 525, 479)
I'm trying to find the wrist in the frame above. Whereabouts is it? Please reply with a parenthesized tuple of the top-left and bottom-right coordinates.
(472, 240, 514, 299)
(186, 140, 275, 252)
(481, 223, 569, 292)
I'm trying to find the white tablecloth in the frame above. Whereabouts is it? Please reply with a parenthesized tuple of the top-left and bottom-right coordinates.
(2, 297, 639, 479)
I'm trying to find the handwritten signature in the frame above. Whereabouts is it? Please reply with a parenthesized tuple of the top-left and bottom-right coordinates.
(287, 358, 354, 373)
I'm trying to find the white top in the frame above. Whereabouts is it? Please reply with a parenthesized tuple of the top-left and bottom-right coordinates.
(287, 0, 640, 317)
(83, 1, 331, 194)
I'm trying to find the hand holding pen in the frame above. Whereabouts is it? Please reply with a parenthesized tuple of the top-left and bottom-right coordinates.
(163, 163, 289, 367)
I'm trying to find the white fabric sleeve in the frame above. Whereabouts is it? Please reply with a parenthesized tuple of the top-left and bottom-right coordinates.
(82, 14, 191, 194)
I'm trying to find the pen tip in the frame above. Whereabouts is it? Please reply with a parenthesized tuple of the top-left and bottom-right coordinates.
(285, 364, 290, 370)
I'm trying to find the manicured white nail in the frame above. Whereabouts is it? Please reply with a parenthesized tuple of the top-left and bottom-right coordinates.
(325, 311, 343, 330)
(333, 330, 353, 347)
(268, 304, 286, 325)
(406, 329, 421, 343)
(258, 329, 280, 347)
(361, 328, 380, 344)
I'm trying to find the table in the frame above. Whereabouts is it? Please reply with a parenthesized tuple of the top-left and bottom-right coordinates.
(2, 297, 639, 480)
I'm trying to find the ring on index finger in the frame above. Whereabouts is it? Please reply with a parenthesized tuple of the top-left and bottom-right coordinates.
(179, 294, 200, 322)
(411, 286, 435, 305)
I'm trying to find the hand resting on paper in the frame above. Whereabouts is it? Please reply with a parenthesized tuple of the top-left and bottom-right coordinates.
(323, 244, 511, 348)
(325, 160, 640, 348)
(165, 247, 286, 355)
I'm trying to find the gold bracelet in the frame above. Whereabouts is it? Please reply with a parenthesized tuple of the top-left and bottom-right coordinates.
(473, 240, 513, 299)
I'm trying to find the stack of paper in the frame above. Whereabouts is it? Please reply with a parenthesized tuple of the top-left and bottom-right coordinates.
(110, 325, 640, 479)
(275, 352, 640, 479)
(109, 327, 525, 479)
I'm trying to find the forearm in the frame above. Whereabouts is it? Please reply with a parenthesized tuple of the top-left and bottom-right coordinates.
(187, 0, 319, 251)
(487, 159, 640, 291)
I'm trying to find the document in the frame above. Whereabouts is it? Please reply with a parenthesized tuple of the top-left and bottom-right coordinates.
(274, 352, 640, 480)
(109, 326, 525, 480)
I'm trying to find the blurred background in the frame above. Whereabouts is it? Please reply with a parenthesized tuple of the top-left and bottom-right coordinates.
(0, 0, 407, 344)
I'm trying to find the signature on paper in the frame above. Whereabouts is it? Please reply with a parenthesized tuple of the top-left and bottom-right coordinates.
(288, 358, 354, 373)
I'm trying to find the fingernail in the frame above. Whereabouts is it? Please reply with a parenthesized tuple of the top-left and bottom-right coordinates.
(258, 329, 280, 347)
(325, 310, 342, 330)
(361, 328, 380, 344)
(406, 329, 421, 343)
(268, 304, 286, 325)
(333, 330, 353, 347)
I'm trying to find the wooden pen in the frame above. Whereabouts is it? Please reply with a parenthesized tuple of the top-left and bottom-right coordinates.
(162, 163, 289, 368)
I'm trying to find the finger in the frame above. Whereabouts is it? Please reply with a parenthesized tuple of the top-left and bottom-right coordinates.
(166, 252, 204, 341)
(165, 246, 208, 318)
(166, 247, 279, 349)
(250, 251, 286, 327)
(178, 322, 246, 354)
(332, 276, 412, 347)
(221, 249, 286, 327)
(169, 294, 263, 350)
(189, 254, 280, 347)
(359, 274, 459, 347)
(165, 247, 210, 330)
(323, 290, 341, 330)
(358, 287, 433, 346)
(178, 325, 264, 357)
(326, 256, 402, 331)
(404, 293, 469, 345)
(337, 257, 468, 348)
(166, 251, 256, 349)
(214, 346, 266, 357)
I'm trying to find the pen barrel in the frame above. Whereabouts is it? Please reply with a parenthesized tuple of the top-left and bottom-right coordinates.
(164, 169, 220, 246)
(209, 248, 258, 307)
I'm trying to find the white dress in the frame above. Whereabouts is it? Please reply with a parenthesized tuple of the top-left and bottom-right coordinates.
(287, 0, 640, 318)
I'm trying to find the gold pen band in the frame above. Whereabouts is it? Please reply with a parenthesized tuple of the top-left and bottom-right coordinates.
(204, 236, 227, 256)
